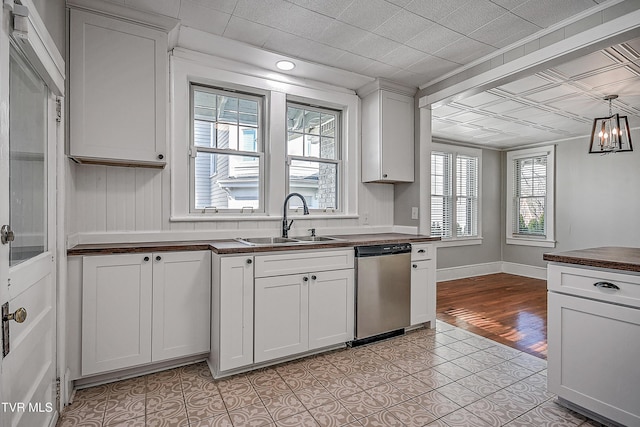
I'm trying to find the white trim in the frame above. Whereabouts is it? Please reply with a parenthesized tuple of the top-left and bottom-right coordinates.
(506, 145, 556, 248)
(67, 0, 179, 32)
(502, 262, 548, 280)
(436, 261, 547, 282)
(392, 225, 419, 235)
(436, 238, 483, 247)
(436, 262, 503, 282)
(11, 0, 64, 95)
(169, 214, 359, 222)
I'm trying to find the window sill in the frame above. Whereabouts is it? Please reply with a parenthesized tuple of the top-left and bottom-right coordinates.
(170, 214, 358, 222)
(506, 237, 556, 248)
(436, 237, 483, 247)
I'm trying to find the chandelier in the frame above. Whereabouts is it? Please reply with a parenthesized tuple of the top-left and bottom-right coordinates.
(588, 94, 633, 153)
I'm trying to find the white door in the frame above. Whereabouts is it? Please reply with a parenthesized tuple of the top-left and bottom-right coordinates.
(308, 269, 354, 350)
(0, 19, 59, 427)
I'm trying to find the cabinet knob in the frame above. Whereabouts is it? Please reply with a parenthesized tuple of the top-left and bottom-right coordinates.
(155, 255, 162, 261)
(311, 275, 317, 280)
(143, 256, 150, 262)
(412, 264, 418, 268)
(383, 173, 388, 178)
(303, 276, 309, 282)
(157, 154, 164, 160)
(246, 259, 253, 264)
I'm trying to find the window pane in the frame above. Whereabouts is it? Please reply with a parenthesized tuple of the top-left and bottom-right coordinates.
(193, 90, 216, 121)
(216, 123, 236, 150)
(321, 137, 335, 159)
(239, 127, 258, 152)
(288, 132, 303, 156)
(194, 120, 215, 148)
(288, 106, 304, 132)
(194, 152, 260, 210)
(238, 98, 258, 127)
(430, 196, 451, 238)
(306, 135, 320, 157)
(304, 110, 321, 134)
(217, 95, 238, 124)
(516, 197, 545, 235)
(289, 159, 337, 210)
(456, 197, 477, 237)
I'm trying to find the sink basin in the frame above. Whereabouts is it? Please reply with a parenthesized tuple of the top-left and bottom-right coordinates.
(291, 236, 341, 242)
(235, 237, 299, 246)
(234, 235, 343, 246)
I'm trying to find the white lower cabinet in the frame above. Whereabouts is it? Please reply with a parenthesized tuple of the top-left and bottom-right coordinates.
(547, 264, 640, 426)
(253, 249, 355, 364)
(215, 256, 254, 372)
(410, 244, 436, 326)
(82, 251, 210, 376)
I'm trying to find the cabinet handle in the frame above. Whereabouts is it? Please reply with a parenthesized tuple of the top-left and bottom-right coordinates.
(311, 275, 317, 280)
(143, 256, 150, 262)
(594, 281, 620, 291)
(412, 264, 418, 268)
(417, 249, 425, 253)
(155, 255, 162, 261)
(383, 173, 388, 178)
(246, 259, 253, 264)
(303, 276, 309, 282)
(157, 154, 164, 160)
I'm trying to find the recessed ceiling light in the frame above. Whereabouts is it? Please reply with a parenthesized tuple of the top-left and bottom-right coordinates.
(276, 60, 295, 71)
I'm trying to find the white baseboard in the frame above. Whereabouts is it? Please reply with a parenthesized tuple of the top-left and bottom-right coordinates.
(437, 262, 503, 282)
(502, 262, 547, 280)
(437, 261, 547, 282)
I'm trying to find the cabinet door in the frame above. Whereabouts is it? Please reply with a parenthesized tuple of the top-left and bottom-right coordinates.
(410, 260, 436, 326)
(152, 251, 211, 362)
(255, 275, 309, 363)
(309, 270, 354, 350)
(548, 292, 640, 427)
(69, 10, 167, 167)
(219, 256, 254, 372)
(82, 254, 153, 375)
(380, 90, 414, 182)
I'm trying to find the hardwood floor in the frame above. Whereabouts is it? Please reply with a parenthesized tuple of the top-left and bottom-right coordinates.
(436, 273, 548, 359)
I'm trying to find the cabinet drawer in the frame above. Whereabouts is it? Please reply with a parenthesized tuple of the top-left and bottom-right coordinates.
(411, 243, 433, 261)
(548, 264, 640, 308)
(255, 249, 354, 278)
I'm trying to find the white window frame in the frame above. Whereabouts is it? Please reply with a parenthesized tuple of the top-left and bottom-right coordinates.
(189, 84, 265, 214)
(285, 102, 342, 213)
(431, 143, 482, 246)
(170, 50, 359, 221)
(506, 145, 556, 248)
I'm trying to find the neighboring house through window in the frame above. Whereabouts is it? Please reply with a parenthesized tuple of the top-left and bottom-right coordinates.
(431, 143, 482, 244)
(506, 145, 555, 247)
(191, 85, 263, 212)
(286, 103, 341, 211)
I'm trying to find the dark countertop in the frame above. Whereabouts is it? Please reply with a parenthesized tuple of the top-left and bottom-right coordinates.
(543, 247, 640, 273)
(68, 233, 441, 256)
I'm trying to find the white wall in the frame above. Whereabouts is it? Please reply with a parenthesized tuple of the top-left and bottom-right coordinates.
(502, 129, 640, 268)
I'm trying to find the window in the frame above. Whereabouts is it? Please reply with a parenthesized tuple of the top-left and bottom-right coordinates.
(191, 85, 263, 212)
(286, 103, 341, 211)
(431, 143, 481, 242)
(506, 145, 555, 247)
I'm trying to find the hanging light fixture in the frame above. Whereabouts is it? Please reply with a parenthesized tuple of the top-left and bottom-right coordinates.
(588, 94, 633, 154)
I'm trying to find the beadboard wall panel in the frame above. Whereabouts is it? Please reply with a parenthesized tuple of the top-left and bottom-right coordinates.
(71, 164, 394, 237)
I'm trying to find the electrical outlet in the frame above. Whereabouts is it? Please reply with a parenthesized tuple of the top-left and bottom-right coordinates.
(411, 207, 419, 220)
(362, 212, 369, 225)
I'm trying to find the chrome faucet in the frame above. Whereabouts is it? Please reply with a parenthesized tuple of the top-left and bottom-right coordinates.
(282, 192, 309, 238)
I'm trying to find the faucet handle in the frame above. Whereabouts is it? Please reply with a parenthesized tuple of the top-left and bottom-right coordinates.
(308, 228, 316, 237)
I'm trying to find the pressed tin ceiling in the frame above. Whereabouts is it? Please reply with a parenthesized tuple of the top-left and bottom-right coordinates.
(99, 0, 640, 148)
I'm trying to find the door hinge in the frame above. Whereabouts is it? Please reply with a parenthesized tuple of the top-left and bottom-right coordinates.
(56, 98, 62, 123)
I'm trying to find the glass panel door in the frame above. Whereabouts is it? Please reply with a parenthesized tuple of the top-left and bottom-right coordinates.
(8, 46, 48, 266)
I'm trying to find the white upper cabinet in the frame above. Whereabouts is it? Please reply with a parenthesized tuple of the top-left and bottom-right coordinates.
(69, 9, 168, 167)
(359, 79, 416, 183)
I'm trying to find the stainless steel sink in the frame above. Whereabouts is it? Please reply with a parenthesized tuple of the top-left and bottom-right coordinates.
(235, 237, 299, 246)
(291, 236, 341, 242)
(234, 235, 343, 246)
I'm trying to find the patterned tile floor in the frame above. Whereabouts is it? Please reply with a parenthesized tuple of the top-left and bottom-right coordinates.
(57, 322, 604, 427)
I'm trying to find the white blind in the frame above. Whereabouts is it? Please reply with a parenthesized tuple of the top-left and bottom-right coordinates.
(431, 152, 452, 237)
(513, 155, 547, 236)
(456, 155, 478, 237)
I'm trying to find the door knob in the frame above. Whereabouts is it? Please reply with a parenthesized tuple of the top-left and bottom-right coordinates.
(1, 225, 14, 245)
(3, 307, 27, 324)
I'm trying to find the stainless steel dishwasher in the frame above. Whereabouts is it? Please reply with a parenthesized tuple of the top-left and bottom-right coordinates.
(354, 243, 412, 344)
